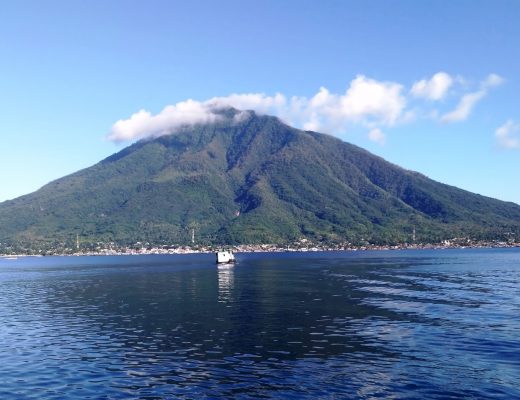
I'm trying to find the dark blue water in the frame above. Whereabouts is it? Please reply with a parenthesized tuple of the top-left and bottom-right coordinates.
(0, 249, 519, 399)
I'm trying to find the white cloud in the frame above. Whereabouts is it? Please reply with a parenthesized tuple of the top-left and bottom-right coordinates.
(210, 76, 407, 131)
(482, 73, 504, 89)
(107, 72, 504, 143)
(108, 75, 407, 142)
(441, 90, 486, 123)
(107, 100, 223, 142)
(441, 73, 503, 123)
(495, 120, 520, 149)
(207, 92, 287, 114)
(338, 75, 406, 125)
(411, 72, 453, 100)
(368, 128, 386, 145)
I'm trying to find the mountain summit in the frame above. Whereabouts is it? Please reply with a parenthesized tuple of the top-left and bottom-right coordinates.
(1, 108, 519, 250)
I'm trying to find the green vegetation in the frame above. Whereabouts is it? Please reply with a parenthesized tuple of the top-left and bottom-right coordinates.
(1, 108, 519, 253)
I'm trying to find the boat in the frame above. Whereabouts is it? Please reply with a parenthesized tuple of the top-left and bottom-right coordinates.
(216, 250, 236, 264)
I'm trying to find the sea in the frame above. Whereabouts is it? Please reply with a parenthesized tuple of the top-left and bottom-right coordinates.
(0, 248, 519, 399)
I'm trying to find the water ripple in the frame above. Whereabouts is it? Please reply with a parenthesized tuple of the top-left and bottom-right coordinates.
(0, 249, 519, 398)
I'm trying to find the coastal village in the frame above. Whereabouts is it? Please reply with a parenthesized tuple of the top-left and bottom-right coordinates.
(1, 236, 518, 257)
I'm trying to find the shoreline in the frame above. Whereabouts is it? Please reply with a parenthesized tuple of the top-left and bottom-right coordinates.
(2, 241, 519, 257)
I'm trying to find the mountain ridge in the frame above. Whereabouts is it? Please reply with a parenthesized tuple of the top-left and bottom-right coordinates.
(1, 108, 519, 252)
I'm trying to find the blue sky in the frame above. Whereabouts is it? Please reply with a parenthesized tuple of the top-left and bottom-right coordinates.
(1, 0, 519, 204)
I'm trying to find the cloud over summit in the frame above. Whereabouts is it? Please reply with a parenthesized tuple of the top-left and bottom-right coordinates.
(108, 100, 223, 142)
(107, 72, 504, 144)
(107, 75, 408, 143)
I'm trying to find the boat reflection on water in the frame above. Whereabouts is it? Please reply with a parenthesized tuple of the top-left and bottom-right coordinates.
(217, 264, 235, 303)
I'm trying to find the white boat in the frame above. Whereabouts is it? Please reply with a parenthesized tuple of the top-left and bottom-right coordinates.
(216, 250, 235, 264)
